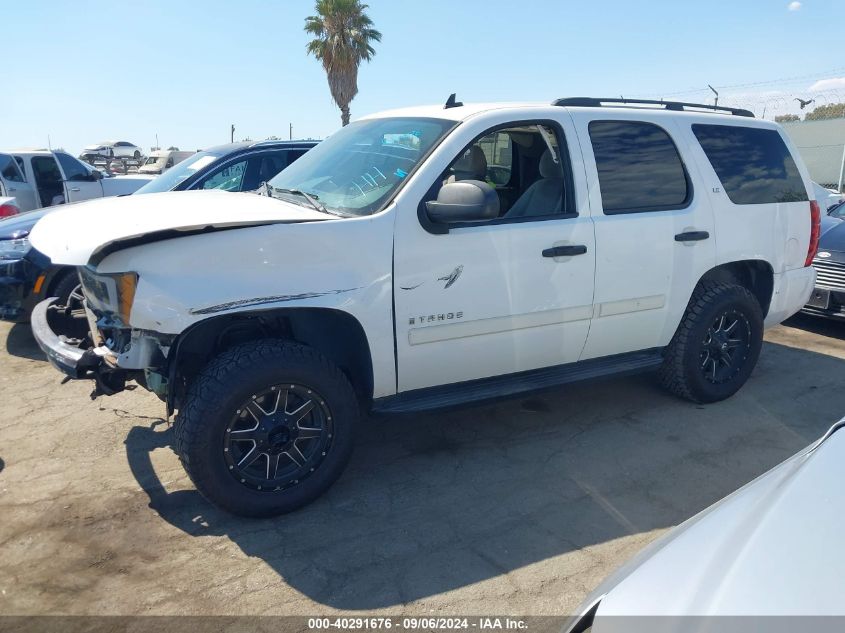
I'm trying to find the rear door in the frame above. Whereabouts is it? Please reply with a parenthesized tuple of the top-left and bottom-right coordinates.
(569, 111, 716, 359)
(0, 153, 37, 211)
(53, 152, 103, 202)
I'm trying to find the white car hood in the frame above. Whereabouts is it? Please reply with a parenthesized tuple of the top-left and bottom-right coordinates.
(588, 422, 845, 625)
(29, 190, 328, 265)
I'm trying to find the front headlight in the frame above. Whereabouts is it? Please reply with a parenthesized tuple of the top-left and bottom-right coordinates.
(78, 266, 138, 325)
(0, 237, 30, 260)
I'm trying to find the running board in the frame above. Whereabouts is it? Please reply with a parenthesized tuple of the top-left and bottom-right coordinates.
(372, 348, 664, 415)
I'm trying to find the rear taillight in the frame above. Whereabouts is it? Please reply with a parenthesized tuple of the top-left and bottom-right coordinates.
(806, 200, 821, 267)
(0, 204, 18, 218)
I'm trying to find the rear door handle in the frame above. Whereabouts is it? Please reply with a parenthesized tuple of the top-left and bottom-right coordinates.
(70, 187, 81, 192)
(542, 245, 587, 258)
(675, 231, 709, 242)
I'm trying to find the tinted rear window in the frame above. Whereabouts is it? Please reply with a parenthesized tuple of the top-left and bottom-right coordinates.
(692, 124, 808, 205)
(589, 120, 690, 214)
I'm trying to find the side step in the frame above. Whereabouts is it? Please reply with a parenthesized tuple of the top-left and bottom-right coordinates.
(373, 348, 664, 415)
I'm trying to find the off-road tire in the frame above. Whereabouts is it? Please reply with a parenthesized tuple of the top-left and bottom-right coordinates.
(174, 339, 359, 517)
(660, 281, 763, 403)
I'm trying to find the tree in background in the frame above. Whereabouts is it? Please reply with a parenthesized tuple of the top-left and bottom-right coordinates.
(305, 0, 381, 126)
(805, 103, 845, 121)
(775, 114, 800, 123)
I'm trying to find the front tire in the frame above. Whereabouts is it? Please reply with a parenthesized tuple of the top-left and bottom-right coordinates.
(660, 281, 763, 403)
(174, 340, 359, 517)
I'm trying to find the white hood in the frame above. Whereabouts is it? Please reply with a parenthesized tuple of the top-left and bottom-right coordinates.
(29, 190, 328, 265)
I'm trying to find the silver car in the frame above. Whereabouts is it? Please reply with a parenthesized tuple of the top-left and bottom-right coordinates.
(567, 418, 845, 633)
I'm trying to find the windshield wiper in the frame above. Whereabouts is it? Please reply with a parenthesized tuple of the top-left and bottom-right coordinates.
(268, 185, 330, 214)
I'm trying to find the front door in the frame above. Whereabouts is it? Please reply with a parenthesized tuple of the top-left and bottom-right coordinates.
(393, 116, 596, 392)
(53, 152, 103, 203)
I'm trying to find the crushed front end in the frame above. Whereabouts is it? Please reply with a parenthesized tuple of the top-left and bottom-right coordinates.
(30, 266, 174, 400)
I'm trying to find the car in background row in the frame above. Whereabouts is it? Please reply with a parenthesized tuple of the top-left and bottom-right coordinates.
(0, 139, 318, 322)
(803, 210, 845, 320)
(80, 140, 143, 161)
(0, 150, 152, 213)
(0, 197, 19, 218)
(138, 150, 196, 175)
(813, 181, 844, 212)
(566, 418, 845, 632)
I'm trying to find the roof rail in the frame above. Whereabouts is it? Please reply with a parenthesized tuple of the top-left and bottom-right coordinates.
(553, 97, 754, 118)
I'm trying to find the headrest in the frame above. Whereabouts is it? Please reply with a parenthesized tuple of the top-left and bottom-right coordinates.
(453, 145, 488, 180)
(539, 149, 561, 179)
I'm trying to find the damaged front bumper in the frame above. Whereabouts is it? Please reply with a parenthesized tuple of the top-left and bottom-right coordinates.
(31, 298, 132, 396)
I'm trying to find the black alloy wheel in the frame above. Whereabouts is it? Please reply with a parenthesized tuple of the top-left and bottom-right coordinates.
(699, 310, 752, 385)
(225, 384, 334, 492)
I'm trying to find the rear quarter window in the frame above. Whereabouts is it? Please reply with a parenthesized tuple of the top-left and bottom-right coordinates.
(692, 124, 808, 205)
(589, 120, 690, 214)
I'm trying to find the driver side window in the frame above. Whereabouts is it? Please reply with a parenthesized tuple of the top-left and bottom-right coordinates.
(435, 122, 574, 224)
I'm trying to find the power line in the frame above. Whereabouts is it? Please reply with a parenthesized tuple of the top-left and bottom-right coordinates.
(642, 66, 845, 99)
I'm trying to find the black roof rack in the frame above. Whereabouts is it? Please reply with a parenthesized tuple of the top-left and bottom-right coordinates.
(553, 97, 754, 118)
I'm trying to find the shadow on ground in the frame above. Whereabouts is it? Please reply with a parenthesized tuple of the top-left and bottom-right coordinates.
(5, 323, 45, 362)
(783, 313, 845, 341)
(121, 339, 845, 610)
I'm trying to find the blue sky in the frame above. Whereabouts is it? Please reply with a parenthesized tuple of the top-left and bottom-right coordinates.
(3, 0, 844, 154)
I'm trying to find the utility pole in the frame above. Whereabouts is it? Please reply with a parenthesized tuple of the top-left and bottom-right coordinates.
(708, 84, 719, 107)
(289, 123, 293, 140)
(231, 124, 235, 143)
(837, 141, 845, 194)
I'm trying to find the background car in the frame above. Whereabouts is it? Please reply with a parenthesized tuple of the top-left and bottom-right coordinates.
(80, 140, 143, 161)
(0, 197, 19, 218)
(813, 181, 844, 211)
(803, 212, 845, 319)
(0, 139, 318, 322)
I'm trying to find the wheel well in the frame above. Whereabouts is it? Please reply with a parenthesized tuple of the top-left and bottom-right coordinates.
(699, 260, 774, 316)
(167, 308, 374, 413)
(46, 266, 76, 296)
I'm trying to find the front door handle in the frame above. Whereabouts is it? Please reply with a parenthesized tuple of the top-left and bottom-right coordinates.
(70, 187, 81, 192)
(675, 231, 709, 242)
(542, 244, 587, 258)
(8, 187, 16, 192)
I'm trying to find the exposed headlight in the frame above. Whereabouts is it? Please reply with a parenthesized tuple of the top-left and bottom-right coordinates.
(78, 266, 138, 325)
(0, 237, 30, 259)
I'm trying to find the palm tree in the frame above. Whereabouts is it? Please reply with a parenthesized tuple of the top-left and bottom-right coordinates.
(305, 0, 381, 126)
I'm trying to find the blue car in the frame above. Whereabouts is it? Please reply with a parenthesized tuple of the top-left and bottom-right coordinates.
(0, 140, 317, 322)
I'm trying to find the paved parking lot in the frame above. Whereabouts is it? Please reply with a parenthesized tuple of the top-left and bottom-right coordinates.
(2, 315, 845, 616)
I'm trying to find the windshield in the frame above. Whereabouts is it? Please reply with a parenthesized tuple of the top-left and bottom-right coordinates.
(143, 156, 163, 166)
(267, 117, 455, 216)
(134, 150, 224, 194)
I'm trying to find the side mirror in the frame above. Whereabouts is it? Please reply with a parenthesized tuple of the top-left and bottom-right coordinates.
(89, 169, 103, 181)
(425, 180, 499, 224)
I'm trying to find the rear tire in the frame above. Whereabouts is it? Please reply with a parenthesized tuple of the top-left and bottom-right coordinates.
(660, 281, 763, 403)
(174, 339, 358, 517)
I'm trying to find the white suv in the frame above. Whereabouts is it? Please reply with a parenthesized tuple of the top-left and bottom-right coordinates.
(30, 97, 818, 517)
